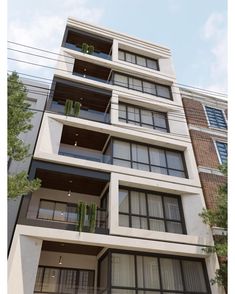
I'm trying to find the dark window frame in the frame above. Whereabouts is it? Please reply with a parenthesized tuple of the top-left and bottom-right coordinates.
(118, 49, 160, 71)
(112, 138, 188, 178)
(119, 102, 169, 132)
(118, 186, 187, 234)
(215, 141, 227, 164)
(205, 106, 227, 129)
(34, 265, 95, 293)
(112, 72, 173, 100)
(98, 249, 212, 294)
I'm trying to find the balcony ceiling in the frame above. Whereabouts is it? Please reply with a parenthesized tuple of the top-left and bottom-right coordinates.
(61, 125, 110, 151)
(42, 241, 104, 255)
(53, 82, 111, 112)
(36, 168, 108, 196)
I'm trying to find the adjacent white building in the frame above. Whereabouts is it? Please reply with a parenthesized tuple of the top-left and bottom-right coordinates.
(8, 18, 224, 294)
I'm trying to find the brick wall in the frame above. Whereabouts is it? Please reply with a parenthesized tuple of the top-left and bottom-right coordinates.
(199, 172, 227, 209)
(182, 98, 208, 128)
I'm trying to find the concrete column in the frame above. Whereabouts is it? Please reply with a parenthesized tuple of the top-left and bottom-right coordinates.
(8, 233, 42, 294)
(110, 92, 119, 125)
(112, 39, 119, 62)
(109, 173, 119, 234)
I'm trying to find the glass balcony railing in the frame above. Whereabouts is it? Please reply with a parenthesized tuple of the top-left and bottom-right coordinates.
(50, 101, 110, 124)
(73, 71, 111, 84)
(58, 148, 111, 164)
(65, 42, 112, 60)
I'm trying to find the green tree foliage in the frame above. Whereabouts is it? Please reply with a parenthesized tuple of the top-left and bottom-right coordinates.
(8, 72, 41, 198)
(199, 163, 227, 291)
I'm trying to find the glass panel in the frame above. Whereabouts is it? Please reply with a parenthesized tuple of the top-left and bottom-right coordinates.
(131, 191, 146, 215)
(128, 106, 140, 122)
(148, 194, 163, 218)
(59, 269, 77, 294)
(112, 253, 135, 287)
(151, 166, 168, 174)
(119, 189, 129, 213)
(153, 112, 167, 129)
(38, 201, 54, 220)
(125, 52, 136, 63)
(42, 268, 60, 292)
(119, 214, 129, 227)
(112, 290, 135, 294)
(164, 197, 181, 220)
(149, 219, 165, 231)
(113, 141, 130, 160)
(113, 159, 131, 168)
(138, 292, 160, 294)
(160, 259, 183, 291)
(131, 216, 148, 229)
(157, 85, 171, 99)
(119, 104, 127, 120)
(166, 221, 183, 234)
(141, 109, 153, 125)
(34, 267, 44, 291)
(118, 50, 125, 61)
(136, 55, 146, 67)
(99, 255, 108, 292)
(67, 205, 77, 223)
(147, 59, 158, 70)
(78, 270, 94, 292)
(143, 81, 156, 95)
(182, 261, 207, 292)
(168, 170, 185, 178)
(132, 144, 149, 163)
(137, 256, 160, 289)
(129, 78, 142, 91)
(132, 162, 150, 171)
(149, 148, 166, 167)
(113, 74, 128, 87)
(54, 202, 68, 221)
(166, 151, 184, 171)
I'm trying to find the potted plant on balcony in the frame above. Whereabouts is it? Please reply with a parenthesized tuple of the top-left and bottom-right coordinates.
(88, 203, 97, 233)
(88, 45, 94, 55)
(73, 101, 81, 117)
(81, 43, 89, 54)
(64, 99, 73, 117)
(76, 201, 86, 232)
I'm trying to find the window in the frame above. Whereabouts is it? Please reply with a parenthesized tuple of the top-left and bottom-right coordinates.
(98, 250, 210, 294)
(112, 139, 187, 178)
(119, 188, 185, 234)
(34, 266, 94, 293)
(118, 50, 159, 71)
(215, 141, 227, 164)
(119, 103, 169, 132)
(113, 72, 172, 99)
(205, 106, 227, 129)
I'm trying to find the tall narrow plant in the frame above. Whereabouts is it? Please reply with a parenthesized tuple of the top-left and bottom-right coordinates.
(89, 203, 97, 233)
(73, 101, 81, 117)
(64, 99, 73, 117)
(88, 45, 94, 55)
(76, 201, 86, 232)
(81, 43, 89, 53)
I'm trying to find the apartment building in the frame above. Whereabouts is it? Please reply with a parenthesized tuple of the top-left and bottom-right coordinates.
(8, 18, 224, 294)
(181, 88, 227, 210)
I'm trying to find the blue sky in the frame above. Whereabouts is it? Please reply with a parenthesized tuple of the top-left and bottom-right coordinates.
(8, 0, 227, 94)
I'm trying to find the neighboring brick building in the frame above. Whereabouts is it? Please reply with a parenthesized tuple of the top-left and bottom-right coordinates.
(181, 88, 227, 210)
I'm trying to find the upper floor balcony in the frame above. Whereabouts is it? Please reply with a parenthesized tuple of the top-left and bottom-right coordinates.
(47, 78, 111, 124)
(63, 27, 113, 60)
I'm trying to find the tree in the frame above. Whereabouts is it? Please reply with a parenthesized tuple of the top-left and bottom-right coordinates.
(199, 163, 227, 291)
(8, 72, 41, 198)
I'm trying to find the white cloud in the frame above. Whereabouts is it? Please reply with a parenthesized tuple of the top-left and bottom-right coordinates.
(8, 0, 104, 79)
(201, 12, 227, 93)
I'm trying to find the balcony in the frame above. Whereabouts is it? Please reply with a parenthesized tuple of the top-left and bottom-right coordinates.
(64, 28, 113, 60)
(59, 126, 111, 164)
(48, 78, 111, 124)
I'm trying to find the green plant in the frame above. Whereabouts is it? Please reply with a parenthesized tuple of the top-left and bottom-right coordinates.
(89, 203, 97, 233)
(64, 99, 73, 116)
(81, 43, 89, 53)
(73, 101, 81, 117)
(88, 45, 94, 55)
(76, 201, 86, 232)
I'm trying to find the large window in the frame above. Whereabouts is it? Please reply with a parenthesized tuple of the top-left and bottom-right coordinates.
(119, 103, 169, 132)
(215, 141, 227, 164)
(34, 266, 94, 294)
(98, 250, 211, 294)
(113, 140, 187, 178)
(119, 50, 159, 71)
(119, 188, 185, 234)
(113, 72, 172, 99)
(205, 106, 227, 129)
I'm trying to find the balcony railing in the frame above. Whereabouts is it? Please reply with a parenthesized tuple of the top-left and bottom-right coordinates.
(65, 42, 112, 60)
(73, 71, 111, 84)
(50, 101, 110, 124)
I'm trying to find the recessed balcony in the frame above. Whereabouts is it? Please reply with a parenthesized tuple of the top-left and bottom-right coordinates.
(64, 28, 113, 60)
(48, 78, 111, 124)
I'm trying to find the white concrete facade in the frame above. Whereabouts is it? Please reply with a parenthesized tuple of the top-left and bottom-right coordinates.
(8, 18, 224, 294)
